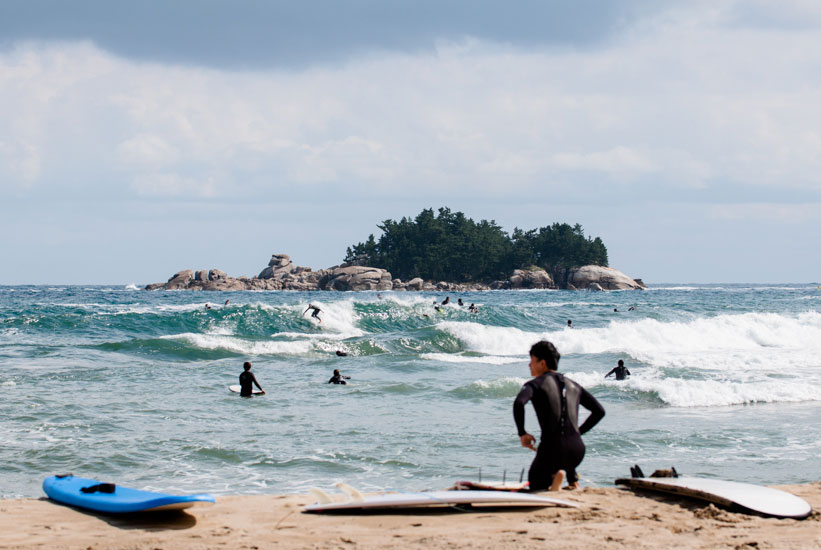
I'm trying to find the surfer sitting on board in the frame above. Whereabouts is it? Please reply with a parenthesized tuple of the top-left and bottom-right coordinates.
(513, 340, 605, 492)
(605, 360, 631, 381)
(303, 303, 322, 323)
(328, 369, 350, 385)
(239, 361, 265, 397)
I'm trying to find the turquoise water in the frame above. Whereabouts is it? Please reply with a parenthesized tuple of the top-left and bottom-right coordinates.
(1, 285, 819, 498)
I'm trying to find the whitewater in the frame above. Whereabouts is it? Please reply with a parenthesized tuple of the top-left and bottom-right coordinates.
(1, 284, 819, 498)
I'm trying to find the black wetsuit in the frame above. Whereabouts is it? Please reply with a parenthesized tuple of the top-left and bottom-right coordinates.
(239, 371, 260, 397)
(605, 365, 631, 380)
(513, 372, 605, 490)
(328, 374, 349, 385)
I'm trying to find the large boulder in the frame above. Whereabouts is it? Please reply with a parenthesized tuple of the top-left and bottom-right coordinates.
(203, 277, 251, 291)
(258, 254, 296, 279)
(509, 268, 556, 289)
(322, 266, 393, 291)
(165, 270, 194, 289)
(208, 269, 228, 281)
(406, 278, 424, 291)
(568, 265, 645, 291)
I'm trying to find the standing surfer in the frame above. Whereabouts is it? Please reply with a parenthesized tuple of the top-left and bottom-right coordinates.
(605, 360, 631, 381)
(513, 340, 605, 491)
(238, 361, 265, 397)
(303, 303, 322, 323)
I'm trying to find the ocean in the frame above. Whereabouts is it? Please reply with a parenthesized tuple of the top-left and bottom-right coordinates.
(1, 284, 819, 498)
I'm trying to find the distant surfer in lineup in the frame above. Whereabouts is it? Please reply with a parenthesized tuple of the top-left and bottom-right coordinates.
(205, 303, 212, 310)
(335, 350, 348, 357)
(513, 340, 605, 492)
(239, 361, 265, 397)
(224, 299, 230, 307)
(441, 296, 450, 305)
(303, 303, 322, 323)
(328, 369, 350, 385)
(605, 360, 631, 381)
(567, 319, 573, 328)
(468, 303, 478, 313)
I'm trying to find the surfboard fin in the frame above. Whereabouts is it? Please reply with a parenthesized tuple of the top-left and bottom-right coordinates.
(630, 464, 645, 478)
(335, 482, 365, 502)
(308, 488, 332, 505)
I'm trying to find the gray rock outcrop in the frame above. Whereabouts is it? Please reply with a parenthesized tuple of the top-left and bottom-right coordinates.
(258, 254, 296, 279)
(509, 268, 556, 290)
(567, 265, 646, 291)
(322, 266, 393, 291)
(145, 253, 645, 292)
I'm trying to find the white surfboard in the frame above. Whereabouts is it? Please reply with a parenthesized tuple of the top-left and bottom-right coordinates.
(228, 385, 264, 395)
(615, 476, 812, 519)
(450, 480, 530, 492)
(304, 487, 577, 513)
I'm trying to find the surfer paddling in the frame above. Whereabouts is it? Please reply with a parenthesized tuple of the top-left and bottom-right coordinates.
(605, 359, 631, 381)
(328, 369, 350, 385)
(513, 340, 605, 492)
(238, 361, 265, 397)
(303, 303, 322, 323)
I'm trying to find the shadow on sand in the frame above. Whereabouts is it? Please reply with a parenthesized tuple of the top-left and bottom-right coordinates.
(40, 497, 200, 530)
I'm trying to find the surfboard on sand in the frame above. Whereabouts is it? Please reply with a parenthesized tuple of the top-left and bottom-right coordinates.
(228, 385, 264, 395)
(615, 469, 812, 519)
(43, 474, 215, 513)
(450, 480, 530, 492)
(303, 483, 576, 513)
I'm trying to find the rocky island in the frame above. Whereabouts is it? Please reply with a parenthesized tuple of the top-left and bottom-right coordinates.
(145, 253, 646, 292)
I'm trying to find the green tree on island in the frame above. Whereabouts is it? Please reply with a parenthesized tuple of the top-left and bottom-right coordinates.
(344, 207, 608, 283)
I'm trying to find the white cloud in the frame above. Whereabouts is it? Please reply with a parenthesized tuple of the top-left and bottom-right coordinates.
(118, 134, 179, 166)
(1, 7, 821, 203)
(550, 147, 655, 175)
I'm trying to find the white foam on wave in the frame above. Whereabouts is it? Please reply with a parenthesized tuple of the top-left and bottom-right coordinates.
(162, 333, 316, 355)
(381, 294, 442, 307)
(439, 313, 821, 406)
(124, 284, 139, 291)
(1, 381, 16, 387)
(512, 369, 821, 408)
(421, 353, 522, 365)
(441, 312, 821, 364)
(449, 376, 529, 398)
(298, 300, 365, 338)
(438, 321, 538, 356)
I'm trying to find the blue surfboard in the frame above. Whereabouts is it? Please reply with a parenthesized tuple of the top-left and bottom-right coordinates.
(43, 475, 215, 513)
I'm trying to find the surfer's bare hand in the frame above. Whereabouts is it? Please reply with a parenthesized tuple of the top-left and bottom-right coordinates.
(520, 434, 536, 451)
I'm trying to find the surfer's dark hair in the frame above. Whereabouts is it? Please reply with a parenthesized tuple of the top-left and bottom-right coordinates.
(530, 340, 560, 371)
(243, 361, 252, 370)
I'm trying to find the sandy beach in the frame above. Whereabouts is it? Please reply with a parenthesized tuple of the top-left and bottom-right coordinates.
(1, 483, 818, 550)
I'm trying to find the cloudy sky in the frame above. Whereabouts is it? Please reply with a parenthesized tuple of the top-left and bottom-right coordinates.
(2, 0, 820, 284)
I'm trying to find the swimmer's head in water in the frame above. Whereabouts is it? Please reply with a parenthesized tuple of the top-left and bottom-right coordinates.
(530, 340, 560, 371)
(333, 369, 340, 376)
(243, 361, 252, 371)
